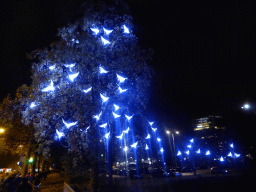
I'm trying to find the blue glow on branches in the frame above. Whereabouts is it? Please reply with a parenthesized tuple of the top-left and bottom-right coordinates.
(118, 87, 127, 93)
(113, 104, 119, 111)
(230, 143, 234, 148)
(123, 127, 129, 133)
(177, 151, 181, 156)
(100, 93, 109, 103)
(101, 36, 110, 45)
(105, 132, 110, 139)
(112, 112, 121, 118)
(56, 129, 64, 139)
(157, 138, 161, 142)
(196, 149, 201, 154)
(190, 138, 194, 143)
(160, 148, 164, 153)
(30, 102, 37, 108)
(90, 28, 99, 35)
(116, 74, 127, 83)
(124, 146, 128, 152)
(99, 123, 108, 128)
(125, 115, 133, 121)
(145, 144, 149, 150)
(62, 119, 78, 129)
(151, 127, 157, 132)
(42, 80, 55, 92)
(116, 133, 123, 140)
(130, 142, 138, 148)
(227, 152, 233, 157)
(145, 134, 151, 139)
(69, 72, 79, 82)
(186, 150, 190, 155)
(206, 150, 210, 155)
(220, 156, 224, 162)
(83, 87, 92, 93)
(99, 67, 108, 74)
(103, 27, 113, 35)
(123, 25, 130, 34)
(93, 111, 102, 121)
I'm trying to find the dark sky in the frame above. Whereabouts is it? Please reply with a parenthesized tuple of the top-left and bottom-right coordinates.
(1, 0, 256, 147)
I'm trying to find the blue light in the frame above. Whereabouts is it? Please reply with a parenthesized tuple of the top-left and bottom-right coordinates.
(113, 104, 119, 111)
(105, 132, 110, 139)
(56, 129, 64, 139)
(69, 72, 79, 82)
(148, 121, 154, 126)
(30, 102, 37, 108)
(62, 119, 78, 129)
(49, 65, 55, 70)
(186, 150, 189, 155)
(157, 138, 161, 142)
(42, 80, 55, 92)
(116, 74, 127, 83)
(85, 126, 90, 133)
(234, 153, 240, 158)
(101, 36, 110, 45)
(90, 28, 99, 35)
(205, 150, 210, 155)
(83, 87, 92, 93)
(227, 152, 232, 157)
(177, 151, 181, 156)
(187, 145, 192, 148)
(93, 111, 102, 121)
(124, 146, 128, 152)
(125, 115, 133, 121)
(230, 143, 234, 148)
(145, 144, 149, 150)
(123, 25, 130, 34)
(103, 27, 113, 35)
(99, 123, 107, 128)
(123, 127, 129, 133)
(64, 64, 75, 71)
(130, 142, 138, 148)
(160, 148, 164, 153)
(190, 138, 194, 143)
(145, 134, 151, 139)
(196, 149, 200, 154)
(99, 67, 108, 74)
(220, 156, 224, 162)
(112, 112, 121, 118)
(100, 93, 109, 103)
(116, 133, 123, 140)
(151, 127, 157, 132)
(118, 87, 127, 93)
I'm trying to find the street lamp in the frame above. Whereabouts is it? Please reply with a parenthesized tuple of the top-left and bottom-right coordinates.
(241, 104, 250, 109)
(0, 128, 4, 133)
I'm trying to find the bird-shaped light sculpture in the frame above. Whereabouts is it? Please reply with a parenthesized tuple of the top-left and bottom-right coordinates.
(99, 123, 108, 128)
(131, 142, 138, 148)
(125, 115, 133, 121)
(177, 151, 181, 156)
(62, 119, 78, 129)
(112, 112, 121, 118)
(145, 144, 149, 150)
(42, 80, 55, 92)
(149, 121, 154, 126)
(90, 28, 99, 35)
(103, 27, 113, 35)
(116, 133, 123, 140)
(100, 93, 109, 103)
(118, 87, 127, 93)
(83, 87, 92, 93)
(105, 132, 110, 139)
(123, 127, 129, 134)
(157, 138, 161, 142)
(146, 134, 151, 139)
(113, 104, 119, 111)
(56, 129, 65, 140)
(116, 74, 127, 83)
(93, 111, 102, 121)
(123, 25, 130, 34)
(160, 148, 164, 153)
(196, 149, 201, 154)
(151, 127, 157, 132)
(30, 102, 37, 108)
(69, 72, 79, 82)
(206, 150, 210, 155)
(101, 36, 110, 45)
(99, 67, 108, 74)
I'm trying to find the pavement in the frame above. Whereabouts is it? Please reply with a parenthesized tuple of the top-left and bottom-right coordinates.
(39, 172, 64, 192)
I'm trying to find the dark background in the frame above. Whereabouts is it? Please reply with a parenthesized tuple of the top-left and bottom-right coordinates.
(0, 0, 255, 153)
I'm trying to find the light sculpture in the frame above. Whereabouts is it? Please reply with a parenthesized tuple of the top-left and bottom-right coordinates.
(100, 93, 109, 103)
(130, 142, 138, 148)
(83, 87, 92, 93)
(101, 36, 110, 45)
(145, 144, 149, 150)
(190, 138, 194, 143)
(123, 127, 129, 133)
(160, 148, 164, 153)
(149, 121, 154, 126)
(103, 27, 113, 35)
(206, 150, 210, 155)
(85, 126, 90, 133)
(151, 127, 157, 132)
(49, 65, 55, 70)
(99, 123, 107, 128)
(177, 151, 181, 156)
(230, 143, 234, 148)
(116, 133, 123, 140)
(186, 150, 189, 155)
(124, 146, 128, 152)
(99, 67, 108, 74)
(90, 28, 99, 35)
(116, 74, 127, 83)
(235, 153, 240, 158)
(227, 152, 233, 157)
(125, 115, 133, 121)
(118, 87, 127, 93)
(187, 145, 192, 148)
(56, 129, 64, 139)
(157, 138, 161, 142)
(42, 80, 55, 92)
(64, 64, 75, 71)
(105, 132, 110, 139)
(145, 134, 151, 139)
(113, 104, 119, 111)
(69, 72, 79, 82)
(220, 156, 224, 162)
(30, 102, 37, 108)
(196, 149, 200, 154)
(123, 25, 130, 34)
(62, 119, 78, 129)
(112, 112, 121, 118)
(93, 111, 102, 121)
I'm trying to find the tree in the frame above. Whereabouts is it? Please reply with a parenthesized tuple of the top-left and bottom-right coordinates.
(22, 0, 154, 189)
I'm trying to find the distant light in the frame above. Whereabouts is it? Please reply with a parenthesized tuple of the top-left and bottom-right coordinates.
(116, 133, 123, 140)
(42, 80, 55, 92)
(103, 27, 113, 35)
(241, 104, 250, 109)
(152, 127, 157, 132)
(146, 134, 151, 139)
(125, 115, 133, 121)
(49, 65, 55, 70)
(112, 112, 121, 118)
(160, 148, 164, 153)
(197, 125, 202, 128)
(83, 87, 92, 93)
(90, 28, 99, 35)
(101, 36, 110, 45)
(149, 121, 154, 126)
(100, 93, 109, 103)
(62, 119, 78, 129)
(93, 111, 102, 121)
(157, 138, 161, 142)
(190, 138, 194, 143)
(99, 67, 108, 74)
(123, 127, 129, 133)
(30, 102, 37, 108)
(227, 152, 233, 157)
(69, 72, 79, 81)
(220, 156, 224, 162)
(113, 104, 119, 111)
(64, 63, 75, 69)
(196, 149, 200, 154)
(105, 132, 110, 139)
(123, 25, 130, 34)
(235, 153, 240, 158)
(186, 150, 189, 155)
(118, 87, 127, 93)
(131, 142, 138, 148)
(230, 143, 234, 148)
(145, 144, 149, 150)
(99, 123, 107, 128)
(166, 131, 170, 134)
(175, 131, 179, 134)
(116, 74, 127, 83)
(177, 151, 181, 156)
(187, 145, 192, 148)
(56, 129, 65, 139)
(205, 150, 210, 155)
(124, 146, 128, 152)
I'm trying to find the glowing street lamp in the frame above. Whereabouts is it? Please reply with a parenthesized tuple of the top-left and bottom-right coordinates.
(241, 104, 250, 109)
(0, 128, 4, 133)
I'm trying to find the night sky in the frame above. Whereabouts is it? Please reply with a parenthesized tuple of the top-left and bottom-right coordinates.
(1, 1, 255, 149)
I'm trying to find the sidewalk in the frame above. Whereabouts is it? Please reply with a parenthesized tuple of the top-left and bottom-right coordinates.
(38, 172, 64, 192)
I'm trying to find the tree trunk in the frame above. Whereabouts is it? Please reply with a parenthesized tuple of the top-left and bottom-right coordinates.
(21, 143, 33, 177)
(32, 152, 38, 175)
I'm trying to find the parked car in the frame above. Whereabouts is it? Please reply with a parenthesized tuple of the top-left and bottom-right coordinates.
(210, 167, 230, 175)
